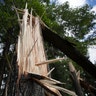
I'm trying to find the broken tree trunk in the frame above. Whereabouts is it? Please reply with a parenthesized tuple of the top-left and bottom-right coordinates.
(15, 5, 96, 95)
(16, 6, 77, 96)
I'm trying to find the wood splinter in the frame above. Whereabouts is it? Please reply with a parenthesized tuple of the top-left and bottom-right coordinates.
(35, 58, 65, 66)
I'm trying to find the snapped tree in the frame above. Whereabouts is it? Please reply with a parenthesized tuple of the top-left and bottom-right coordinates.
(0, 0, 96, 96)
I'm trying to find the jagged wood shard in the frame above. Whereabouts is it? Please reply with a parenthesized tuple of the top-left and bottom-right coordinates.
(17, 8, 48, 76)
(36, 58, 65, 66)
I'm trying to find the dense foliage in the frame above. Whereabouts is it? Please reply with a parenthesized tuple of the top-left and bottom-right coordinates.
(0, 0, 96, 95)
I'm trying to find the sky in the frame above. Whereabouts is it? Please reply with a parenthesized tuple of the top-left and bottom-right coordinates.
(58, 0, 96, 64)
(87, 0, 96, 6)
(58, 0, 87, 7)
(58, 0, 96, 8)
(58, 0, 96, 13)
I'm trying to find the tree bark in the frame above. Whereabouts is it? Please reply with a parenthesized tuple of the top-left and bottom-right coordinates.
(18, 76, 45, 96)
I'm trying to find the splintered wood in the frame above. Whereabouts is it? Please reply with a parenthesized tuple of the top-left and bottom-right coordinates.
(17, 8, 47, 76)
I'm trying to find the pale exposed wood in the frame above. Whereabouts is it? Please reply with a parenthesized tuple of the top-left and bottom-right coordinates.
(17, 7, 47, 76)
(32, 78, 62, 96)
(27, 72, 65, 84)
(47, 67, 55, 76)
(36, 58, 65, 66)
(69, 62, 76, 72)
(40, 79, 77, 96)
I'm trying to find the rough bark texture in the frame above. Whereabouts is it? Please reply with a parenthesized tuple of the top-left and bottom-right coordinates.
(41, 23, 96, 79)
(18, 77, 45, 96)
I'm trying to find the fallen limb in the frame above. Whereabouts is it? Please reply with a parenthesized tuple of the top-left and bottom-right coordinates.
(41, 21, 96, 79)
